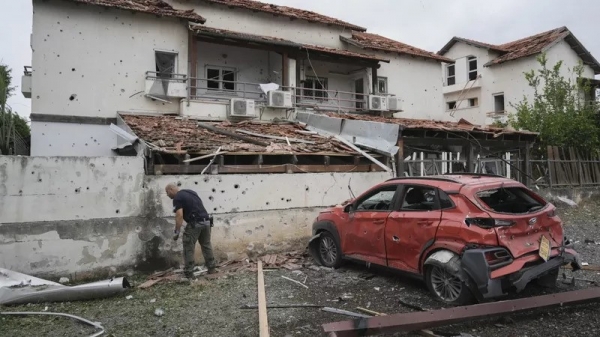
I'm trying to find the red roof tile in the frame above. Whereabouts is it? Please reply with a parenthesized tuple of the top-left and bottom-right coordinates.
(437, 37, 509, 55)
(194, 0, 366, 31)
(488, 27, 569, 66)
(344, 31, 452, 63)
(67, 0, 206, 22)
(191, 26, 389, 62)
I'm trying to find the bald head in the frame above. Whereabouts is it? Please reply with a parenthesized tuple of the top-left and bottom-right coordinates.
(165, 183, 179, 199)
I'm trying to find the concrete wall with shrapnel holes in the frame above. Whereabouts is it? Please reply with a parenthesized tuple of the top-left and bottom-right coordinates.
(0, 155, 392, 278)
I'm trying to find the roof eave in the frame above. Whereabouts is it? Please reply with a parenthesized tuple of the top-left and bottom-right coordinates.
(342, 36, 453, 63)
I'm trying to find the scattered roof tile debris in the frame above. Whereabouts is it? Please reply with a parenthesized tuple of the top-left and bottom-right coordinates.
(345, 31, 452, 63)
(67, 0, 206, 23)
(191, 26, 388, 62)
(121, 114, 359, 155)
(194, 0, 366, 31)
(323, 112, 538, 137)
(439, 26, 600, 73)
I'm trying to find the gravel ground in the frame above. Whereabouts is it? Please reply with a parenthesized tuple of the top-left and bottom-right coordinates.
(2, 198, 600, 337)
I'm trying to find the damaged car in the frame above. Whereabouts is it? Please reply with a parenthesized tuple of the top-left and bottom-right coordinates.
(308, 174, 580, 305)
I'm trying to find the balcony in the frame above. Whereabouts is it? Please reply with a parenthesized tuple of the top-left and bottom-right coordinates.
(442, 77, 481, 95)
(21, 66, 32, 98)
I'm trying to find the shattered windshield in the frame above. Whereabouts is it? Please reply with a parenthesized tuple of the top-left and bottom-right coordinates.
(476, 187, 546, 214)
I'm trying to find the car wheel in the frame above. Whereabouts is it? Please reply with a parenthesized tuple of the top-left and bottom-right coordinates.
(425, 258, 473, 306)
(318, 231, 342, 268)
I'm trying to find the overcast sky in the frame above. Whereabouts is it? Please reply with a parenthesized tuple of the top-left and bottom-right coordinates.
(2, 0, 599, 120)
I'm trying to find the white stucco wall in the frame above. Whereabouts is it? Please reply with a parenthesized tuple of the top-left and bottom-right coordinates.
(0, 155, 391, 276)
(440, 40, 596, 125)
(30, 122, 117, 156)
(167, 0, 351, 49)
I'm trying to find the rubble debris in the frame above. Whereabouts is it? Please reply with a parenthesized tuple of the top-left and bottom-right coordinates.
(154, 308, 164, 317)
(58, 277, 70, 284)
(0, 311, 105, 337)
(557, 196, 578, 207)
(562, 263, 600, 272)
(356, 307, 385, 316)
(0, 268, 130, 305)
(398, 299, 428, 312)
(241, 303, 321, 309)
(126, 295, 133, 300)
(257, 261, 270, 337)
(322, 287, 600, 336)
(561, 273, 598, 286)
(150, 298, 156, 303)
(281, 276, 309, 289)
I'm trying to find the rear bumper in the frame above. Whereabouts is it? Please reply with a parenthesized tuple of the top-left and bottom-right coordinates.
(461, 246, 581, 300)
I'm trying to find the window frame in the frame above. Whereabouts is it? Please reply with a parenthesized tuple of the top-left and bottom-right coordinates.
(154, 50, 178, 79)
(447, 101, 457, 110)
(438, 189, 456, 210)
(302, 76, 329, 101)
(377, 76, 388, 94)
(446, 64, 456, 86)
(397, 184, 441, 212)
(352, 184, 401, 213)
(468, 97, 478, 107)
(467, 56, 478, 81)
(493, 93, 505, 113)
(205, 65, 236, 92)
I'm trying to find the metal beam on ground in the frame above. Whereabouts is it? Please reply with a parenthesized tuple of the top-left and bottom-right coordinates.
(322, 287, 600, 336)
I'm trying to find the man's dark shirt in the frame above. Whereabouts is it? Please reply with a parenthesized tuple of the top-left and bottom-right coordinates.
(173, 189, 209, 223)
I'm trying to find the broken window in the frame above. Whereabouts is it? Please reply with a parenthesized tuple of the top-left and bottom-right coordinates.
(446, 64, 455, 86)
(468, 56, 477, 81)
(447, 101, 456, 110)
(377, 77, 388, 94)
(468, 97, 478, 107)
(400, 186, 438, 211)
(494, 93, 505, 112)
(476, 187, 546, 214)
(302, 76, 328, 100)
(206, 66, 236, 91)
(155, 51, 177, 79)
(355, 185, 398, 211)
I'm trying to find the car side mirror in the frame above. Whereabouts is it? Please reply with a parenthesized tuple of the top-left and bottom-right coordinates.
(344, 204, 355, 213)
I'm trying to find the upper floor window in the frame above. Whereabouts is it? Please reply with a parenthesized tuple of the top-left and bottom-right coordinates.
(206, 66, 235, 91)
(447, 101, 456, 110)
(468, 56, 478, 81)
(303, 76, 328, 100)
(446, 64, 456, 86)
(493, 93, 505, 113)
(377, 77, 388, 94)
(468, 97, 478, 107)
(155, 51, 177, 79)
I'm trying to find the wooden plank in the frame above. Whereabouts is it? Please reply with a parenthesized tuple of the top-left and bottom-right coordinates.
(197, 123, 270, 147)
(257, 261, 270, 337)
(334, 135, 391, 172)
(153, 164, 379, 174)
(547, 146, 555, 186)
(236, 129, 316, 144)
(552, 146, 566, 185)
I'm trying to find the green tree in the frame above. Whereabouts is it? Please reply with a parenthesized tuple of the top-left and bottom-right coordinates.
(1, 63, 30, 154)
(509, 53, 600, 153)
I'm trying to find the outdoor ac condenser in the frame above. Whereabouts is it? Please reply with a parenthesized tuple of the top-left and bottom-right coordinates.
(267, 90, 293, 108)
(387, 96, 403, 111)
(229, 98, 256, 117)
(368, 95, 388, 111)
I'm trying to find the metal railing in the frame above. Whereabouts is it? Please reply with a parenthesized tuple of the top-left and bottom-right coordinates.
(145, 71, 187, 82)
(23, 66, 32, 76)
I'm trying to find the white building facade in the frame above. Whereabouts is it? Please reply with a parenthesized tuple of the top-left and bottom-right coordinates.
(437, 27, 600, 126)
(22, 0, 450, 157)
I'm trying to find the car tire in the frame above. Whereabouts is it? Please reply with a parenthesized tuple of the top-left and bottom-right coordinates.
(317, 231, 342, 268)
(425, 256, 473, 306)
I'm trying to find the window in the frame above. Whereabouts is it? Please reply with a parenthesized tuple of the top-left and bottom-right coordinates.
(206, 66, 235, 91)
(377, 77, 388, 94)
(468, 97, 478, 107)
(303, 76, 328, 100)
(476, 187, 546, 214)
(494, 93, 505, 112)
(155, 51, 177, 79)
(438, 190, 454, 210)
(447, 101, 456, 110)
(446, 64, 455, 86)
(355, 186, 397, 211)
(468, 56, 478, 81)
(401, 185, 438, 211)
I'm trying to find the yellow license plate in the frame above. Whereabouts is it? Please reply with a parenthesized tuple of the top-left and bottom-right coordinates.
(539, 235, 551, 262)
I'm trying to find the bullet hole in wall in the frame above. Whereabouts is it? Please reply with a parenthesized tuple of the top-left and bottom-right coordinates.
(213, 207, 217, 211)
(209, 196, 214, 201)
(19, 190, 22, 194)
(194, 181, 198, 185)
(72, 68, 75, 71)
(212, 188, 216, 193)
(234, 184, 239, 189)
(177, 182, 182, 187)
(305, 187, 309, 191)
(221, 190, 225, 193)
(242, 191, 246, 195)
(69, 94, 76, 101)
(116, 209, 120, 214)
(266, 202, 270, 205)
(75, 188, 80, 193)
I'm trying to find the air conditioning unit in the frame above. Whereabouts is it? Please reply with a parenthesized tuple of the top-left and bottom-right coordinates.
(368, 95, 388, 111)
(387, 96, 403, 111)
(267, 90, 293, 108)
(229, 98, 256, 117)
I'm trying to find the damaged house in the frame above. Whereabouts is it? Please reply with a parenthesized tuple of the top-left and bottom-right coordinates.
(437, 26, 600, 126)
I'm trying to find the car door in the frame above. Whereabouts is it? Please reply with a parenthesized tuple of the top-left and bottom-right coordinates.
(343, 184, 401, 266)
(385, 184, 443, 273)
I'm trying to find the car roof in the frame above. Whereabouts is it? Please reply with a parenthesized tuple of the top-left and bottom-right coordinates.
(383, 174, 520, 191)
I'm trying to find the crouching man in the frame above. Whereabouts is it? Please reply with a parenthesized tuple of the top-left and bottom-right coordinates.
(165, 183, 217, 279)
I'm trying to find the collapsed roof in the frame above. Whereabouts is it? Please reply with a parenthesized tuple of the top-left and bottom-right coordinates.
(66, 0, 206, 23)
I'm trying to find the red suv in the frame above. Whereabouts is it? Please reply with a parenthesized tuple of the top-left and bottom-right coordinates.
(308, 174, 580, 305)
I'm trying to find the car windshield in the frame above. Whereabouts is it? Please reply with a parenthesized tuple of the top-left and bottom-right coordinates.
(476, 187, 546, 214)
